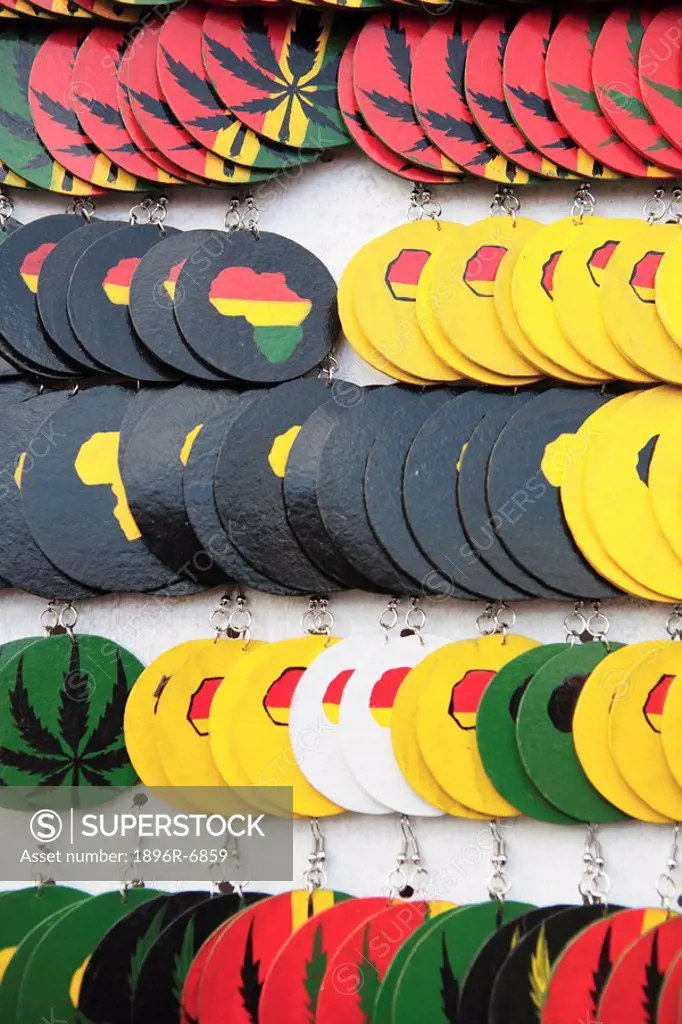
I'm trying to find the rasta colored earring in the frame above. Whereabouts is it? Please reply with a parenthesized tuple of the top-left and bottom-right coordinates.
(65, 196, 179, 382)
(260, 815, 437, 1024)
(172, 195, 340, 384)
(0, 601, 143, 792)
(0, 200, 104, 378)
(196, 818, 351, 1024)
(542, 830, 679, 1024)
(381, 822, 537, 1024)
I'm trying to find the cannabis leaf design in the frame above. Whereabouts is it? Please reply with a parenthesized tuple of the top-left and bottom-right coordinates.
(626, 10, 646, 67)
(643, 77, 682, 109)
(129, 906, 167, 1000)
(31, 88, 82, 133)
(589, 925, 613, 1014)
(0, 647, 131, 786)
(421, 108, 477, 143)
(445, 26, 467, 99)
(0, 105, 37, 141)
(204, 9, 344, 147)
(419, 31, 498, 168)
(341, 96, 414, 175)
(587, 14, 605, 54)
(22, 151, 51, 170)
(409, 135, 431, 154)
(498, 20, 513, 66)
(239, 919, 263, 1023)
(506, 84, 560, 123)
(467, 90, 517, 127)
(160, 46, 228, 132)
(597, 86, 651, 121)
(76, 94, 126, 130)
(112, 141, 138, 155)
(14, 34, 37, 105)
(530, 925, 551, 1011)
(646, 137, 674, 151)
(58, 142, 99, 159)
(440, 933, 459, 1022)
(643, 930, 664, 1023)
(0, 39, 43, 148)
(550, 81, 602, 114)
(303, 924, 327, 1020)
(173, 917, 196, 1007)
(127, 85, 177, 125)
(385, 14, 410, 92)
(343, 107, 366, 131)
(544, 136, 580, 152)
(31, 83, 122, 182)
(357, 923, 381, 1021)
(360, 89, 414, 124)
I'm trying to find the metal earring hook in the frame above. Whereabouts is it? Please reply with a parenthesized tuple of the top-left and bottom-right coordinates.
(228, 591, 252, 647)
(666, 606, 682, 641)
(579, 824, 609, 906)
(405, 597, 426, 645)
(657, 823, 681, 912)
(386, 816, 429, 900)
(210, 591, 232, 641)
(407, 183, 441, 224)
(571, 183, 596, 224)
(488, 820, 511, 901)
(490, 186, 520, 226)
(643, 187, 667, 225)
(303, 818, 326, 894)
(0, 192, 14, 232)
(564, 601, 588, 645)
(380, 597, 399, 643)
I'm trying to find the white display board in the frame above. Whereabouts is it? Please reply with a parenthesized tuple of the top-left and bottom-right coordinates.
(2, 161, 676, 912)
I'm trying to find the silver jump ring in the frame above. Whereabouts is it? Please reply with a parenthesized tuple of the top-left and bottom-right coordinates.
(380, 599, 399, 640)
(0, 193, 14, 230)
(669, 187, 682, 224)
(405, 605, 426, 632)
(228, 606, 252, 638)
(644, 188, 667, 225)
(387, 865, 408, 896)
(587, 610, 610, 639)
(313, 603, 334, 635)
(494, 603, 516, 632)
(66, 197, 95, 223)
(477, 606, 497, 636)
(572, 183, 596, 223)
(667, 606, 682, 639)
(210, 607, 230, 635)
(129, 197, 153, 226)
(40, 605, 59, 634)
(488, 874, 512, 900)
(242, 196, 260, 239)
(564, 609, 587, 640)
(225, 198, 241, 233)
(301, 606, 319, 635)
(59, 603, 78, 631)
(319, 353, 339, 384)
(420, 197, 441, 221)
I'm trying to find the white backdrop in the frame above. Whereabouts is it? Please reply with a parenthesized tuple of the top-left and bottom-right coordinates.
(2, 153, 678, 912)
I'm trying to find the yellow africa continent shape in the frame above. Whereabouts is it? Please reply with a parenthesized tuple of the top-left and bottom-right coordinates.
(75, 432, 141, 541)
